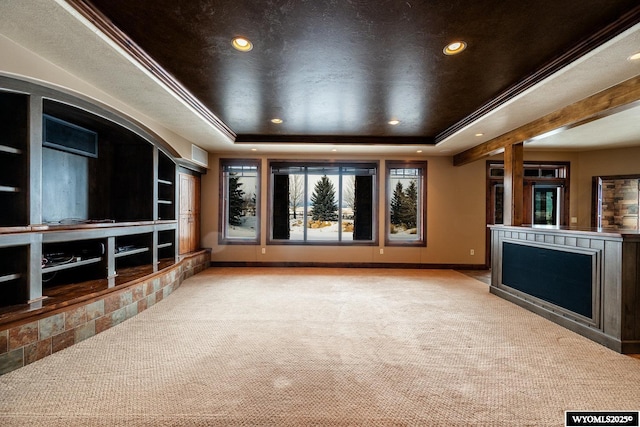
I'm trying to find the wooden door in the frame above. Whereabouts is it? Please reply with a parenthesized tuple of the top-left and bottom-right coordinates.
(179, 173, 200, 254)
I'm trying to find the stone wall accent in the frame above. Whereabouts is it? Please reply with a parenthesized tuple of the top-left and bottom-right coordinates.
(0, 250, 210, 376)
(601, 179, 640, 230)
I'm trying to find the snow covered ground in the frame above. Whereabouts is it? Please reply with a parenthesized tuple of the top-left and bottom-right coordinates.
(289, 219, 353, 241)
(227, 215, 419, 242)
(388, 226, 420, 241)
(226, 216, 257, 238)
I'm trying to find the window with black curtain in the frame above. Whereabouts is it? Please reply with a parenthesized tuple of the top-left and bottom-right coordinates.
(269, 161, 377, 244)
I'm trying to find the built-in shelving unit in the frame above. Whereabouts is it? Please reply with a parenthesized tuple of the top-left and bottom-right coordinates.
(157, 151, 176, 221)
(0, 77, 182, 310)
(0, 245, 28, 308)
(42, 238, 107, 288)
(114, 232, 152, 270)
(157, 229, 176, 262)
(0, 91, 29, 228)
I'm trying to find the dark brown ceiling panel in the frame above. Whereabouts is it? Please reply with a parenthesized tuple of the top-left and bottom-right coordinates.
(81, 0, 640, 144)
(234, 135, 435, 145)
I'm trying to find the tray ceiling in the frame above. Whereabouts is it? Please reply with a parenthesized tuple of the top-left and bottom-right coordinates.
(0, 1, 639, 157)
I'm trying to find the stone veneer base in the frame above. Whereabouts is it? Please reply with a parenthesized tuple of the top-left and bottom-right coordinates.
(0, 250, 210, 376)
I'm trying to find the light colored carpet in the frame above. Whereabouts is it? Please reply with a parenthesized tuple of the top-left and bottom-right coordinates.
(1, 267, 639, 426)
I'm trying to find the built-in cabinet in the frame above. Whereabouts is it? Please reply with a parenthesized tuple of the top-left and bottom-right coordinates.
(0, 76, 195, 313)
(179, 172, 200, 254)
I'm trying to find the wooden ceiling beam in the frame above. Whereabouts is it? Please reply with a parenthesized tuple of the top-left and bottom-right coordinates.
(453, 75, 640, 166)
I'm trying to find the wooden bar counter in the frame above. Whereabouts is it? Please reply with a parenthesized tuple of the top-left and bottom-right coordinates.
(489, 225, 640, 353)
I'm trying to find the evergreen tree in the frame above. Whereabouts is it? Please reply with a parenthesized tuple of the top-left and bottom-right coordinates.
(228, 175, 245, 226)
(390, 182, 405, 226)
(310, 175, 338, 221)
(403, 180, 418, 228)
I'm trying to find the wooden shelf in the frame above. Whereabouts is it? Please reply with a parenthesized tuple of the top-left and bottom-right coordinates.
(0, 185, 20, 193)
(114, 247, 149, 258)
(42, 256, 102, 274)
(0, 144, 22, 155)
(0, 273, 21, 284)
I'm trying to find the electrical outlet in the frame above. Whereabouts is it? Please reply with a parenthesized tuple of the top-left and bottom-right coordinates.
(379, 248, 384, 255)
(470, 249, 475, 256)
(571, 217, 578, 224)
(261, 247, 266, 254)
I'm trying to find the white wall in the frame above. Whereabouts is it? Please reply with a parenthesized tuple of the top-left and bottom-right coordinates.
(0, 34, 195, 160)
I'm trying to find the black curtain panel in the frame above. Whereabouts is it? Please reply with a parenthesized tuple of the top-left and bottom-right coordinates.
(353, 175, 373, 240)
(272, 174, 290, 239)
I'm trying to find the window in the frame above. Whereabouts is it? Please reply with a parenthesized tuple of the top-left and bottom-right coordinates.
(219, 159, 260, 243)
(269, 161, 377, 244)
(386, 161, 427, 246)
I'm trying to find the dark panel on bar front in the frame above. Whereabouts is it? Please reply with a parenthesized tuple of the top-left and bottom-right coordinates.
(502, 242, 593, 318)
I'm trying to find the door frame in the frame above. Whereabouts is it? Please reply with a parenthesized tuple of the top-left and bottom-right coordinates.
(486, 161, 570, 266)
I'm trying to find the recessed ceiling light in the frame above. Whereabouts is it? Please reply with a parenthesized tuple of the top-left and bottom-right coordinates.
(416, 150, 423, 153)
(388, 120, 400, 125)
(331, 149, 337, 152)
(443, 41, 467, 55)
(475, 133, 484, 137)
(270, 118, 283, 124)
(232, 37, 253, 52)
(628, 52, 640, 61)
(251, 148, 257, 151)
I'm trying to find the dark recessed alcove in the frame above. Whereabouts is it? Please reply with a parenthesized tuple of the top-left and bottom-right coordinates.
(42, 100, 154, 224)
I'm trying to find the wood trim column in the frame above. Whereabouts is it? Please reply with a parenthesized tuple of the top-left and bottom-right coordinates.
(503, 143, 524, 226)
(28, 95, 43, 302)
